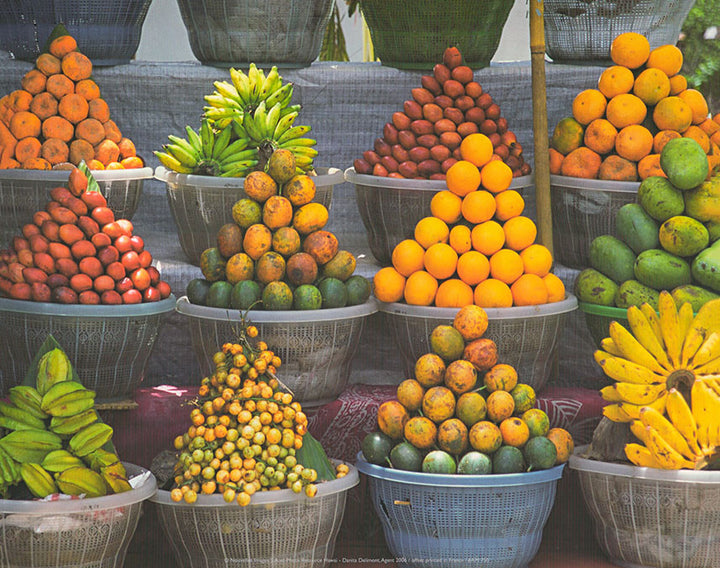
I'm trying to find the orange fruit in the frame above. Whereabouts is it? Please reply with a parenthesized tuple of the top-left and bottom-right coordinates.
(448, 224, 472, 254)
(392, 239, 425, 277)
(414, 353, 446, 388)
(546, 427, 575, 464)
(437, 418, 469, 455)
(511, 384, 537, 414)
(456, 392, 487, 427)
(403, 270, 438, 306)
(414, 216, 449, 248)
(373, 266, 406, 303)
(292, 202, 328, 235)
(584, 118, 618, 155)
(494, 189, 525, 222)
(434, 279, 474, 308)
(272, 226, 302, 257)
(474, 278, 513, 308)
(404, 416, 437, 450)
(262, 195, 293, 230)
(452, 304, 489, 342)
(610, 32, 650, 69)
(499, 417, 530, 447)
(471, 220, 505, 256)
(460, 133, 494, 168)
(468, 421, 503, 453)
(522, 408, 551, 438)
(543, 272, 566, 302)
(461, 190, 496, 224)
(242, 223, 272, 260)
(503, 216, 537, 251)
(396, 379, 425, 412)
(520, 243, 553, 277)
(560, 146, 602, 179)
(463, 337, 498, 373)
(422, 386, 457, 423)
(255, 251, 286, 284)
(424, 242, 458, 280)
(669, 74, 687, 95)
(243, 171, 278, 202)
(646, 44, 683, 77)
(637, 153, 665, 180)
(282, 174, 316, 206)
(484, 363, 518, 392)
(599, 154, 639, 182)
(653, 96, 693, 132)
(480, 160, 513, 193)
(551, 117, 584, 155)
(549, 147, 564, 175)
(653, 129, 682, 154)
(597, 65, 635, 99)
(377, 400, 409, 439)
(430, 190, 463, 223)
(678, 89, 710, 125)
(446, 160, 481, 196)
(511, 273, 549, 306)
(486, 390, 515, 423)
(444, 359, 478, 396)
(225, 252, 255, 284)
(572, 88, 607, 125)
(605, 93, 647, 129)
(615, 124, 654, 162)
(632, 67, 671, 106)
(430, 325, 466, 361)
(456, 250, 490, 286)
(684, 125, 711, 153)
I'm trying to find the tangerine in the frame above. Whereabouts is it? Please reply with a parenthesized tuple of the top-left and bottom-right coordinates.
(503, 216, 537, 251)
(653, 96, 693, 132)
(471, 220, 505, 256)
(511, 273, 549, 306)
(597, 65, 635, 99)
(646, 44, 683, 77)
(414, 352, 447, 387)
(480, 160, 513, 193)
(446, 160, 481, 196)
(461, 190, 496, 224)
(424, 242, 458, 280)
(414, 216, 450, 248)
(584, 118, 618, 155)
(392, 239, 426, 277)
(404, 416, 437, 450)
(453, 303, 489, 342)
(373, 266, 406, 303)
(610, 32, 650, 69)
(468, 421, 503, 454)
(543, 273, 566, 302)
(572, 88, 607, 125)
(422, 386, 456, 423)
(489, 249, 524, 284)
(403, 270, 438, 306)
(615, 124, 653, 162)
(551, 117, 584, 155)
(449, 224, 472, 254)
(460, 133, 494, 167)
(606, 93, 647, 129)
(435, 279, 474, 307)
(430, 190, 463, 223)
(455, 250, 489, 287)
(520, 244, 552, 277)
(633, 67, 671, 106)
(377, 400, 410, 439)
(474, 278, 513, 308)
(494, 189, 525, 222)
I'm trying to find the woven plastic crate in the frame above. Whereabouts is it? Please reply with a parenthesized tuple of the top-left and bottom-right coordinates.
(0, 167, 152, 248)
(551, 174, 639, 270)
(176, 0, 334, 68)
(175, 296, 378, 408)
(570, 448, 720, 568)
(0, 0, 153, 65)
(0, 463, 156, 568)
(359, 0, 515, 70)
(151, 461, 358, 568)
(544, 0, 695, 63)
(346, 168, 535, 266)
(157, 166, 342, 266)
(356, 453, 564, 568)
(378, 295, 578, 393)
(0, 296, 175, 402)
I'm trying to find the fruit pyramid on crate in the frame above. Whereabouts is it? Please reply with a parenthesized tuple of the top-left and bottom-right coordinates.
(361, 305, 574, 474)
(575, 136, 720, 313)
(0, 164, 171, 304)
(156, 63, 317, 177)
(549, 32, 720, 182)
(186, 148, 371, 311)
(166, 319, 349, 505)
(373, 133, 564, 308)
(591, 290, 720, 470)
(0, 340, 132, 499)
(353, 46, 531, 180)
(0, 27, 143, 171)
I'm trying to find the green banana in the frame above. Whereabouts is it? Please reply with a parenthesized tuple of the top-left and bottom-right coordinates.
(272, 111, 298, 140)
(265, 82, 293, 110)
(42, 449, 85, 473)
(258, 66, 281, 100)
(21, 463, 58, 498)
(41, 381, 95, 417)
(0, 429, 63, 463)
(56, 466, 107, 498)
(185, 125, 203, 153)
(50, 408, 98, 436)
(247, 63, 263, 101)
(69, 423, 114, 457)
(264, 102, 283, 140)
(216, 137, 251, 163)
(200, 119, 215, 158)
(282, 145, 319, 158)
(211, 124, 233, 160)
(165, 143, 199, 169)
(230, 68, 251, 106)
(280, 137, 317, 148)
(232, 118, 248, 140)
(9, 386, 48, 420)
(0, 446, 19, 485)
(36, 348, 73, 397)
(281, 104, 302, 117)
(276, 124, 311, 145)
(219, 160, 260, 177)
(246, 101, 268, 140)
(155, 151, 193, 174)
(212, 80, 241, 103)
(219, 150, 261, 172)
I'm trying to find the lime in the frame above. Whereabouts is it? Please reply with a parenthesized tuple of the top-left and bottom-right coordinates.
(422, 450, 456, 474)
(457, 451, 492, 474)
(261, 281, 293, 310)
(361, 431, 394, 466)
(293, 284, 322, 310)
(230, 280, 262, 310)
(429, 325, 465, 362)
(492, 445, 526, 474)
(345, 274, 372, 306)
(524, 436, 558, 471)
(186, 278, 212, 306)
(206, 281, 232, 308)
(389, 441, 422, 472)
(318, 277, 348, 309)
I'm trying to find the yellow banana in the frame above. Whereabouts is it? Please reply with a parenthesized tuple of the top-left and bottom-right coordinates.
(625, 443, 663, 468)
(691, 357, 720, 374)
(247, 63, 263, 101)
(691, 379, 719, 453)
(640, 303, 665, 348)
(666, 387, 702, 457)
(615, 382, 666, 406)
(690, 332, 720, 369)
(620, 393, 667, 420)
(627, 305, 672, 370)
(593, 350, 666, 385)
(229, 68, 251, 105)
(154, 151, 192, 174)
(259, 66, 281, 100)
(603, 403, 632, 422)
(639, 405, 699, 460)
(677, 301, 695, 365)
(629, 419, 648, 444)
(599, 337, 624, 357)
(645, 425, 695, 469)
(658, 291, 682, 367)
(608, 321, 666, 374)
(600, 385, 623, 402)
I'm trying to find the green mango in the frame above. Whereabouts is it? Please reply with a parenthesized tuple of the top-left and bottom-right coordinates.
(634, 249, 692, 291)
(615, 203, 659, 254)
(637, 176, 685, 222)
(574, 268, 619, 306)
(589, 235, 636, 283)
(691, 240, 720, 293)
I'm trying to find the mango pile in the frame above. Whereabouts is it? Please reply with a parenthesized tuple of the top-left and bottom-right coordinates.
(361, 305, 574, 474)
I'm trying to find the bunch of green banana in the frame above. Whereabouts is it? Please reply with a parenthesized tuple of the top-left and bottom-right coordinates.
(595, 291, 720, 423)
(155, 119, 259, 177)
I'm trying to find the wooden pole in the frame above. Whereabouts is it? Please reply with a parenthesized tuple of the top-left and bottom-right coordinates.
(529, 0, 553, 255)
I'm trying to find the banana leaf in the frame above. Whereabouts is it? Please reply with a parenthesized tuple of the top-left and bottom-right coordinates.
(296, 431, 337, 481)
(78, 159, 102, 194)
(40, 23, 70, 55)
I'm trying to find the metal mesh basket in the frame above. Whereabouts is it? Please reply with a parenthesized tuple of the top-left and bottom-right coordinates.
(379, 296, 577, 393)
(0, 168, 152, 248)
(0, 296, 175, 402)
(0, 463, 156, 568)
(544, 0, 695, 63)
(150, 462, 358, 568)
(0, 0, 153, 65)
(158, 167, 342, 266)
(176, 0, 335, 68)
(347, 168, 535, 266)
(551, 174, 639, 270)
(359, 0, 515, 70)
(175, 296, 378, 408)
(570, 450, 720, 568)
(356, 454, 564, 568)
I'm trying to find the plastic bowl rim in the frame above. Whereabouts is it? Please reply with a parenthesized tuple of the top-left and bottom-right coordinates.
(345, 167, 533, 191)
(0, 295, 177, 317)
(577, 301, 629, 317)
(549, 173, 640, 193)
(0, 167, 153, 182)
(155, 166, 344, 188)
(175, 295, 378, 323)
(150, 460, 358, 507)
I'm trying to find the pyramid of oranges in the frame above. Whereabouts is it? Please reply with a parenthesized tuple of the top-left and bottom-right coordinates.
(550, 32, 720, 182)
(373, 133, 565, 308)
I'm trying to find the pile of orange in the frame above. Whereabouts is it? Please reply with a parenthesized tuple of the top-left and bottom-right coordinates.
(373, 133, 565, 308)
(550, 32, 720, 182)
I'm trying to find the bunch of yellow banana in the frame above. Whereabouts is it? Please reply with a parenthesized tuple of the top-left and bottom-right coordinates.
(596, 291, 720, 423)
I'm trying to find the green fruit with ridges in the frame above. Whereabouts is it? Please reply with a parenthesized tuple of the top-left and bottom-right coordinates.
(293, 284, 322, 310)
(361, 431, 394, 466)
(318, 277, 348, 309)
(457, 451, 492, 474)
(492, 445, 526, 474)
(230, 280, 262, 310)
(422, 450, 456, 474)
(186, 278, 213, 306)
(524, 436, 558, 471)
(389, 441, 422, 472)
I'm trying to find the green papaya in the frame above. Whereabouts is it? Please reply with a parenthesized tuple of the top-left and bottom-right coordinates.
(684, 176, 720, 223)
(574, 268, 619, 306)
(671, 284, 719, 312)
(589, 235, 636, 283)
(615, 279, 660, 309)
(615, 203, 659, 254)
(691, 240, 720, 293)
(658, 215, 709, 257)
(637, 176, 685, 222)
(634, 249, 692, 291)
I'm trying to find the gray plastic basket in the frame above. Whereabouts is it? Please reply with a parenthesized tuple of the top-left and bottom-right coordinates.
(150, 461, 358, 568)
(544, 0, 695, 63)
(0, 168, 152, 248)
(550, 174, 639, 270)
(346, 168, 535, 266)
(356, 453, 564, 568)
(0, 296, 175, 402)
(0, 463, 156, 568)
(157, 166, 342, 266)
(570, 448, 720, 568)
(176, 0, 334, 68)
(175, 296, 378, 408)
(378, 295, 578, 393)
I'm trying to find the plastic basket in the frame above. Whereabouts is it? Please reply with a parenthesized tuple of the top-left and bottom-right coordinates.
(0, 0, 153, 66)
(150, 461, 358, 568)
(578, 301, 629, 348)
(550, 174, 639, 270)
(0, 296, 175, 402)
(175, 296, 378, 408)
(356, 453, 564, 568)
(570, 447, 720, 568)
(157, 166, 342, 266)
(0, 167, 152, 247)
(0, 463, 156, 568)
(176, 0, 334, 68)
(544, 0, 695, 63)
(378, 295, 577, 392)
(346, 168, 535, 266)
(359, 0, 515, 70)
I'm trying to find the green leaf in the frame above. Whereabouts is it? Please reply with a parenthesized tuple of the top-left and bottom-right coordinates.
(296, 431, 337, 481)
(319, 2, 350, 62)
(22, 335, 78, 387)
(78, 160, 102, 194)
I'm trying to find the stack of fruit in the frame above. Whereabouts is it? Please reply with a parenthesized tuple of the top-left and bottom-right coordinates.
(362, 305, 574, 474)
(186, 148, 371, 311)
(0, 346, 131, 499)
(156, 63, 317, 178)
(353, 47, 530, 180)
(0, 29, 143, 171)
(549, 32, 720, 182)
(576, 137, 720, 312)
(167, 320, 347, 505)
(0, 165, 171, 304)
(372, 133, 564, 308)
